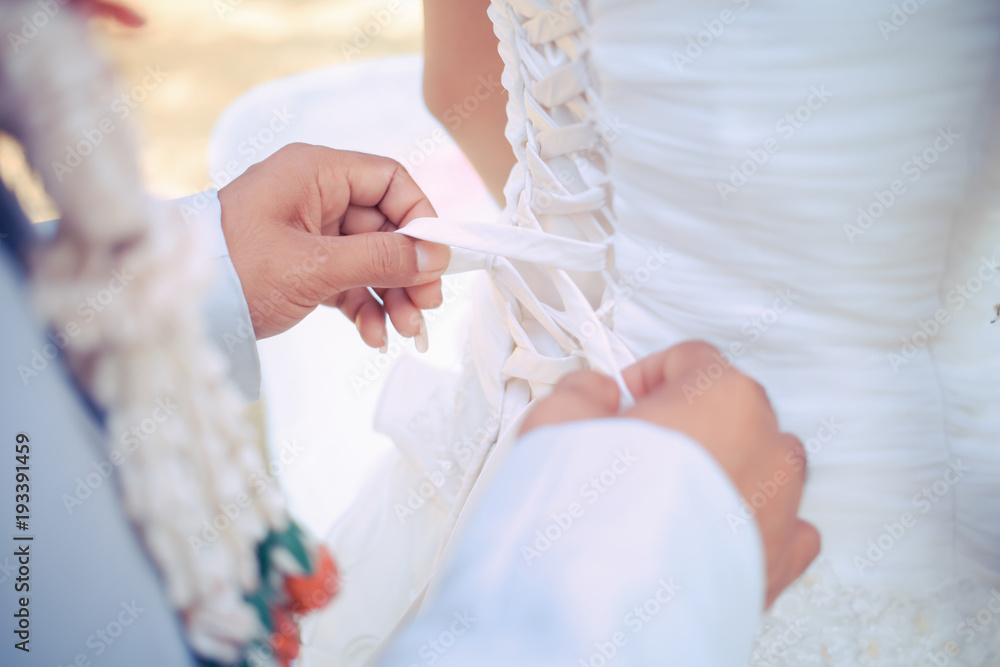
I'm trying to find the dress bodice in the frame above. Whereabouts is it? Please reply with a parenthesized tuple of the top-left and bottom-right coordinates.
(586, 1, 1000, 662)
(591, 0, 1000, 588)
(595, 0, 998, 342)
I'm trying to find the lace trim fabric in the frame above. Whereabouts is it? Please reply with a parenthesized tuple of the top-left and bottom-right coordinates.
(754, 561, 1000, 667)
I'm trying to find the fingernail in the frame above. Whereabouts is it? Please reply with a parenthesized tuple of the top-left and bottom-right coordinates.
(415, 318, 429, 354)
(379, 334, 388, 354)
(415, 240, 450, 274)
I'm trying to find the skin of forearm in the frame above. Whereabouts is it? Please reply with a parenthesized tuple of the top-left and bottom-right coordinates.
(422, 0, 514, 205)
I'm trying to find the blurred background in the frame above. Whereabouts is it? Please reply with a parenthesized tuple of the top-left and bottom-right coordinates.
(1, 0, 424, 221)
(1, 0, 497, 538)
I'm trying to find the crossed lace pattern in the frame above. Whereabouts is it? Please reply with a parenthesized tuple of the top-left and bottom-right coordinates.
(399, 0, 636, 404)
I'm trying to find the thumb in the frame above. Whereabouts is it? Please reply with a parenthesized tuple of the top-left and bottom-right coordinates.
(520, 371, 621, 436)
(311, 232, 450, 293)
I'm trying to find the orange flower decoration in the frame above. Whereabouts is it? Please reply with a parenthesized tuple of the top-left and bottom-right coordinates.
(269, 607, 300, 667)
(285, 546, 340, 613)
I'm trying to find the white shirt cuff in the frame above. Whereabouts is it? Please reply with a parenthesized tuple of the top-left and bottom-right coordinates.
(172, 190, 262, 401)
(378, 418, 765, 666)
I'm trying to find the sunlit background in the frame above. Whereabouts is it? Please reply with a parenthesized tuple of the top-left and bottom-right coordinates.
(1, 0, 497, 538)
(2, 0, 424, 220)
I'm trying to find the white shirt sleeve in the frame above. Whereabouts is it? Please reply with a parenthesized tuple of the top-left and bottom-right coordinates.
(376, 418, 765, 667)
(170, 190, 262, 401)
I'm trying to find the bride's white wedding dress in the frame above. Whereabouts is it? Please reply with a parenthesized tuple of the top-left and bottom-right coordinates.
(301, 0, 1000, 664)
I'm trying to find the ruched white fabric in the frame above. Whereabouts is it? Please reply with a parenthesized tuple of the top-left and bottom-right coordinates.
(302, 1, 1000, 665)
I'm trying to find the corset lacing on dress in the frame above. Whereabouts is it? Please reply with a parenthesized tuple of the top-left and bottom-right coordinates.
(400, 0, 635, 405)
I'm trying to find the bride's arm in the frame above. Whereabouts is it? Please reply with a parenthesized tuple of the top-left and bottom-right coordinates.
(422, 0, 514, 205)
